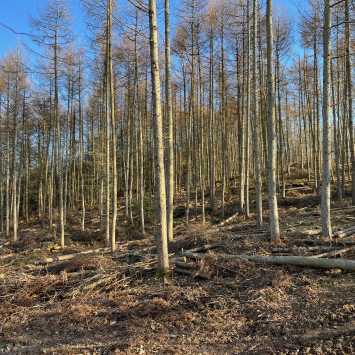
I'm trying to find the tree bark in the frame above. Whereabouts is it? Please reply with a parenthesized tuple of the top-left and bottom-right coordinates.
(321, 0, 332, 239)
(148, 0, 170, 274)
(266, 0, 281, 244)
(165, 0, 174, 241)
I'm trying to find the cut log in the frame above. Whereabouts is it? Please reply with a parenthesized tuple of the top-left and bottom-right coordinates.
(0, 253, 15, 260)
(333, 225, 355, 238)
(181, 243, 222, 255)
(171, 256, 187, 263)
(184, 252, 355, 271)
(0, 240, 10, 248)
(35, 248, 110, 265)
(173, 261, 196, 270)
(293, 238, 355, 247)
(292, 238, 333, 246)
(303, 228, 321, 236)
(332, 206, 355, 212)
(285, 186, 312, 192)
(174, 267, 194, 277)
(174, 266, 211, 279)
(46, 260, 88, 274)
(217, 212, 240, 227)
(311, 246, 355, 258)
(271, 246, 335, 254)
(112, 245, 156, 261)
(295, 321, 355, 343)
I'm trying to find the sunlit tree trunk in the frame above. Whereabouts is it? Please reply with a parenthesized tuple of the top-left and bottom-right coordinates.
(266, 0, 281, 244)
(321, 0, 332, 239)
(252, 0, 263, 227)
(344, 0, 354, 205)
(165, 0, 174, 241)
(149, 0, 169, 274)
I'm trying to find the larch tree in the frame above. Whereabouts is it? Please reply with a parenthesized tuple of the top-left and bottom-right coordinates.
(252, 0, 263, 227)
(266, 0, 281, 244)
(148, 0, 169, 274)
(320, 0, 332, 239)
(106, 0, 118, 251)
(165, 0, 174, 242)
(31, 0, 72, 248)
(344, 0, 354, 205)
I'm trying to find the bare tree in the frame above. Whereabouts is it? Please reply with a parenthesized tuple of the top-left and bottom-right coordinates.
(165, 0, 174, 241)
(266, 0, 281, 244)
(148, 0, 169, 274)
(321, 0, 332, 239)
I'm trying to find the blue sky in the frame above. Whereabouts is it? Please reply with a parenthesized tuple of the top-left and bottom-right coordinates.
(0, 0, 306, 60)
(0, 0, 86, 56)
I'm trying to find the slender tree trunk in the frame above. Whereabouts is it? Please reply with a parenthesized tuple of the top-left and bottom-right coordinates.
(208, 25, 215, 212)
(12, 78, 18, 243)
(344, 0, 354, 204)
(106, 0, 117, 251)
(53, 33, 65, 248)
(266, 0, 281, 244)
(149, 0, 169, 274)
(165, 0, 174, 241)
(252, 0, 263, 227)
(104, 4, 111, 247)
(330, 57, 342, 199)
(321, 0, 332, 239)
(78, 58, 85, 232)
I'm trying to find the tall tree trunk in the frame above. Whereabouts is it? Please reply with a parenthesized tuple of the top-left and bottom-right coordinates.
(344, 0, 354, 205)
(107, 0, 117, 251)
(165, 0, 174, 241)
(321, 0, 332, 239)
(54, 33, 65, 248)
(104, 2, 111, 247)
(252, 0, 263, 227)
(148, 0, 169, 274)
(266, 0, 281, 244)
(78, 57, 85, 232)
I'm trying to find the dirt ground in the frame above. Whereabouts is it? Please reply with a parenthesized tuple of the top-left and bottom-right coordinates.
(0, 185, 355, 354)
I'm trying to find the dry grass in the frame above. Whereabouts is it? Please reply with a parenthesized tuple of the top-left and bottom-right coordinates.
(0, 190, 355, 353)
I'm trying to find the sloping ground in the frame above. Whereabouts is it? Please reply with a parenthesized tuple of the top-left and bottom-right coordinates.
(0, 193, 354, 354)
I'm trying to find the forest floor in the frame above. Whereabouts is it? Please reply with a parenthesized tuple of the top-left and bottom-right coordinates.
(1, 182, 355, 354)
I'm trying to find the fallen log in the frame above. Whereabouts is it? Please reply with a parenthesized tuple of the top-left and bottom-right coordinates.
(173, 260, 196, 270)
(285, 186, 312, 192)
(180, 243, 222, 255)
(302, 228, 321, 236)
(332, 206, 355, 212)
(339, 225, 355, 232)
(184, 252, 355, 271)
(0, 253, 15, 260)
(333, 225, 355, 238)
(295, 321, 355, 343)
(271, 246, 335, 254)
(293, 238, 355, 247)
(311, 246, 355, 259)
(35, 248, 110, 265)
(217, 212, 240, 227)
(0, 240, 11, 247)
(44, 257, 100, 274)
(174, 266, 211, 279)
(174, 267, 195, 277)
(112, 245, 157, 261)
